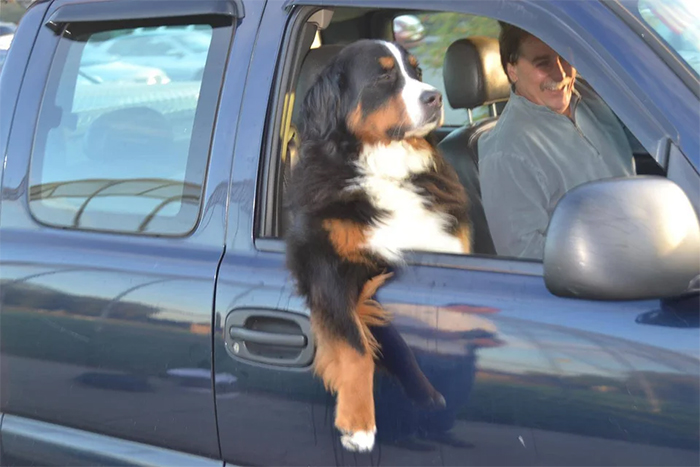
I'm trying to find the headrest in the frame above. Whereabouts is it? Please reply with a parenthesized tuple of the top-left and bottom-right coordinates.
(291, 44, 345, 125)
(443, 37, 510, 110)
(83, 107, 174, 163)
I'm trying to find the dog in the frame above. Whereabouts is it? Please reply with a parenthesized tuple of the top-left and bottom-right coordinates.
(285, 39, 471, 452)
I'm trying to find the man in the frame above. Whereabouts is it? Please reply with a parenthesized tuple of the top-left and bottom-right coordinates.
(478, 23, 635, 260)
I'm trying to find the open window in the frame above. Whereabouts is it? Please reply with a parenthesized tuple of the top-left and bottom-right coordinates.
(257, 3, 670, 262)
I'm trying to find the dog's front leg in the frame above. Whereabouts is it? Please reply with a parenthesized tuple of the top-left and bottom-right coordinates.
(310, 272, 392, 452)
(313, 326, 377, 452)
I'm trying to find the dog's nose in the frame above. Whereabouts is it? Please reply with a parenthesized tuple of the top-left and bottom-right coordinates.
(420, 90, 442, 107)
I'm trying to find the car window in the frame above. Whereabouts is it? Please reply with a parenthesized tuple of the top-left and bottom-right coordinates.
(107, 36, 147, 56)
(141, 37, 178, 55)
(393, 13, 501, 126)
(637, 0, 700, 76)
(177, 34, 211, 53)
(29, 23, 224, 235)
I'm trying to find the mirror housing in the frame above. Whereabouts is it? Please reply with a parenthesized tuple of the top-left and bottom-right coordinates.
(544, 177, 700, 300)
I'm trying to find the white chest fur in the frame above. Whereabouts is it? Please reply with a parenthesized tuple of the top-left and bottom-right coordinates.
(352, 141, 464, 262)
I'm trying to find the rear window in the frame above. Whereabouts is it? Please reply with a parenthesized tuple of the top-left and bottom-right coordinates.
(29, 21, 230, 235)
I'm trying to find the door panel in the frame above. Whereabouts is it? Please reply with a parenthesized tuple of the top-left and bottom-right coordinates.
(0, 237, 223, 458)
(372, 262, 698, 465)
(213, 0, 699, 465)
(216, 251, 699, 466)
(0, 0, 243, 462)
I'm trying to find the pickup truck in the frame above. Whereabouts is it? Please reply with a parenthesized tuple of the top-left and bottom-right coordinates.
(1, 0, 698, 466)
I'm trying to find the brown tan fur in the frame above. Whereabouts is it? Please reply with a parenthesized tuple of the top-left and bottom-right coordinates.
(405, 136, 434, 154)
(322, 219, 371, 264)
(312, 272, 392, 434)
(347, 98, 409, 144)
(379, 56, 395, 70)
(408, 55, 418, 68)
(457, 223, 472, 254)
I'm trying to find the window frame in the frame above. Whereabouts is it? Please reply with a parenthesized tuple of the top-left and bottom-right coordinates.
(27, 8, 236, 237)
(255, 0, 689, 275)
(256, 5, 323, 240)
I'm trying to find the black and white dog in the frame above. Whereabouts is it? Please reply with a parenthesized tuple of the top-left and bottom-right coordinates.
(285, 39, 471, 452)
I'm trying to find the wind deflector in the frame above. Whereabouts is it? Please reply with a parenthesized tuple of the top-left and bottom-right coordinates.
(45, 0, 244, 33)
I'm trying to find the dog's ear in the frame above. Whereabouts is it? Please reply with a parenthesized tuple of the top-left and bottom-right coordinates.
(299, 62, 346, 141)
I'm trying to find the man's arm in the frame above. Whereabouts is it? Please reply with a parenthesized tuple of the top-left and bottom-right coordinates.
(480, 151, 551, 260)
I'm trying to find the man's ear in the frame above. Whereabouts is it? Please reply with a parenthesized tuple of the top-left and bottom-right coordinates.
(506, 62, 518, 85)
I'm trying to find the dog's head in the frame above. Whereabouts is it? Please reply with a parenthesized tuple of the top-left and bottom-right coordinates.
(300, 40, 443, 144)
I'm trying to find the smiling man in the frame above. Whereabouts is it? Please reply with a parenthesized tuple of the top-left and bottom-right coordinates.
(478, 23, 635, 260)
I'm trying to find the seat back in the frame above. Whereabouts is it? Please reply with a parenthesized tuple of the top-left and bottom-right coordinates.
(438, 37, 510, 255)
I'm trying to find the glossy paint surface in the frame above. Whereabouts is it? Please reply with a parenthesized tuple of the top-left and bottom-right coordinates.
(0, 0, 697, 466)
(0, 0, 246, 461)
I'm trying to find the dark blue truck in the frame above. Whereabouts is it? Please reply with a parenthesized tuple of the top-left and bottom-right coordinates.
(1, 0, 699, 465)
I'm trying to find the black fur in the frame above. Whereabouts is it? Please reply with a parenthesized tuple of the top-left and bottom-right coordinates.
(285, 41, 409, 353)
(285, 40, 468, 361)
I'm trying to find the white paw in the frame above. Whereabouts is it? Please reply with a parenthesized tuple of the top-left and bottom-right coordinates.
(340, 428, 376, 452)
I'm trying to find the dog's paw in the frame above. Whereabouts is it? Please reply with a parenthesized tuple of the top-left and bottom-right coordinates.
(340, 428, 376, 452)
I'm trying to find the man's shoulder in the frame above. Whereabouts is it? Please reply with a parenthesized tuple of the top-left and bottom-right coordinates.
(478, 102, 532, 156)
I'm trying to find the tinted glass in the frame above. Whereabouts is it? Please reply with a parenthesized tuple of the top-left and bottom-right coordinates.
(30, 23, 225, 235)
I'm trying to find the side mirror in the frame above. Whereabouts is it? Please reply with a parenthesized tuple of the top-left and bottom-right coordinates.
(544, 177, 700, 300)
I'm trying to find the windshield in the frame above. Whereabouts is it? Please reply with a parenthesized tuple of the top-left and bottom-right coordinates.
(638, 0, 700, 76)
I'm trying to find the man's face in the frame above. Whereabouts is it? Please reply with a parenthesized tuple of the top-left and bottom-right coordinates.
(507, 35, 577, 116)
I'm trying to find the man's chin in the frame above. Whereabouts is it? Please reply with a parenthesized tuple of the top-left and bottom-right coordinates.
(546, 94, 572, 115)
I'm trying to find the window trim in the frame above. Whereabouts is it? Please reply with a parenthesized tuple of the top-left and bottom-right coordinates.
(255, 237, 544, 276)
(256, 5, 322, 240)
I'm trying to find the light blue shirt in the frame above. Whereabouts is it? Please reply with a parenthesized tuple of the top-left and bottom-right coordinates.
(478, 84, 635, 260)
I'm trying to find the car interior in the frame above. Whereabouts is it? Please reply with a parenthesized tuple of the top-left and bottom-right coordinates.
(260, 6, 666, 256)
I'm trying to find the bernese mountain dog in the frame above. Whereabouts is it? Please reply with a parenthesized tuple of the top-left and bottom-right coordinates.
(285, 39, 471, 452)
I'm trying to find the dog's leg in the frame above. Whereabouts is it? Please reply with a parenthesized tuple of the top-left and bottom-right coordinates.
(313, 329, 377, 451)
(372, 323, 446, 409)
(310, 272, 391, 452)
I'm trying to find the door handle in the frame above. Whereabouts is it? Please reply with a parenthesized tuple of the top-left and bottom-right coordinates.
(224, 308, 314, 368)
(229, 327, 307, 347)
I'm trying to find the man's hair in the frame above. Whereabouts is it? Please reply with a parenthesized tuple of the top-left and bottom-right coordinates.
(498, 21, 532, 83)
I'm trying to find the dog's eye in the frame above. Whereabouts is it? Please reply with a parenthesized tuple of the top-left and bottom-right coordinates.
(378, 72, 393, 82)
(415, 66, 423, 81)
